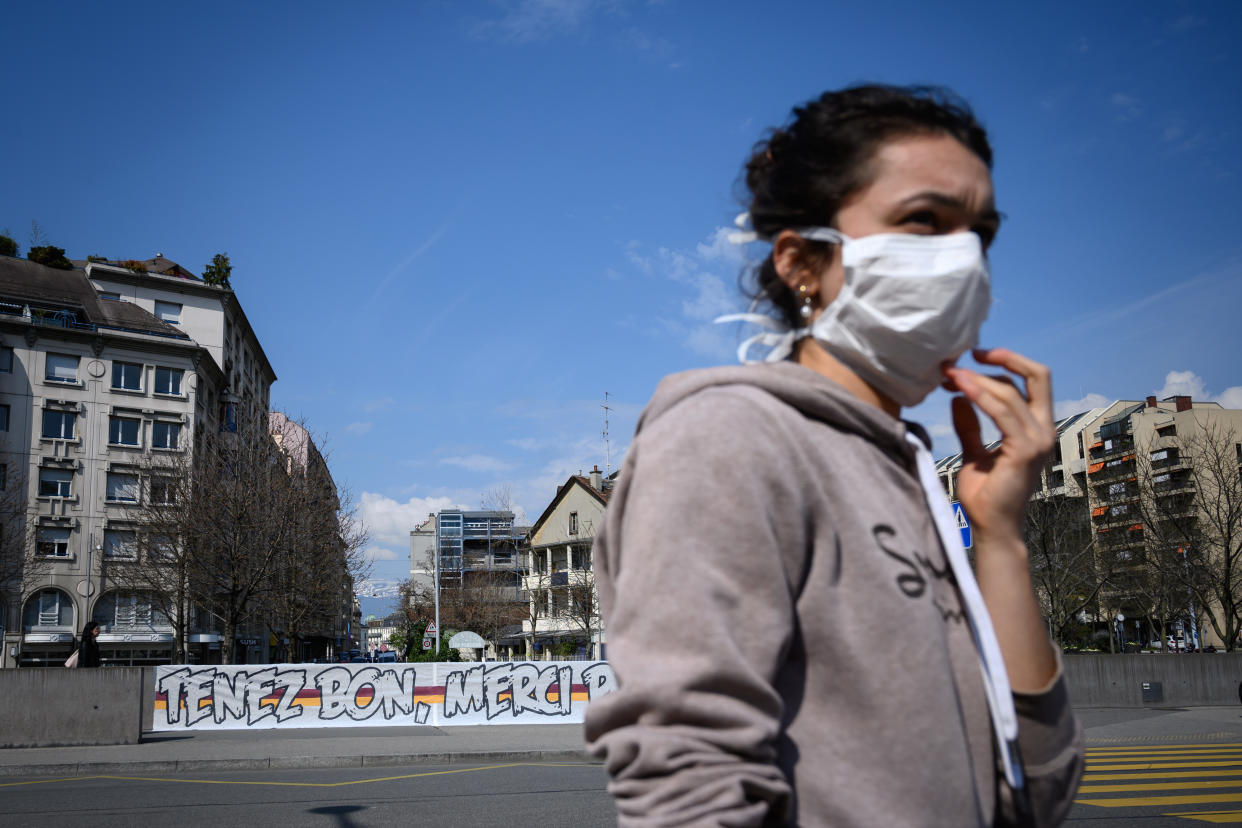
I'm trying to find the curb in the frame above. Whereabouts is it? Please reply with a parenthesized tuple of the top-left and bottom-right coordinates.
(0, 749, 600, 779)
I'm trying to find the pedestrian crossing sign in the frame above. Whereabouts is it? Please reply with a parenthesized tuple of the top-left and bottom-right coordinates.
(952, 502, 972, 549)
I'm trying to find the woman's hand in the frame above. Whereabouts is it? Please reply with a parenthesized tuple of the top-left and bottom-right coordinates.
(943, 347, 1056, 547)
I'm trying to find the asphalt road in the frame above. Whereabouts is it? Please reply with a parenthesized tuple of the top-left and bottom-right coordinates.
(0, 762, 616, 828)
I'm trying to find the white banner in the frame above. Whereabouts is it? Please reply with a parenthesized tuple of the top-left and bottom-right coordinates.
(153, 661, 615, 731)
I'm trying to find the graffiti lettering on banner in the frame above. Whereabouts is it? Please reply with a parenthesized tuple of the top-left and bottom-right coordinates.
(152, 661, 616, 730)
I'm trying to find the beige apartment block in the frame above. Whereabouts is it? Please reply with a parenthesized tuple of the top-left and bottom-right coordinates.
(523, 466, 611, 660)
(0, 253, 282, 668)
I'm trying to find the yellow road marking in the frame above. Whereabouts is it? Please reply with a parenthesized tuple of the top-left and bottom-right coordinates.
(1165, 809, 1242, 824)
(0, 762, 594, 789)
(1085, 770, 1242, 781)
(1077, 793, 1242, 807)
(1089, 749, 1242, 757)
(1080, 780, 1242, 793)
(1087, 761, 1242, 771)
(1092, 749, 1242, 754)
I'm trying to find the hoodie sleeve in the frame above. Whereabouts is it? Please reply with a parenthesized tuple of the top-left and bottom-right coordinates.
(1002, 650, 1085, 827)
(584, 388, 809, 827)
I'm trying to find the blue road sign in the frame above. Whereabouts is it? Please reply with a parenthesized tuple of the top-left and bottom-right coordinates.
(952, 502, 972, 549)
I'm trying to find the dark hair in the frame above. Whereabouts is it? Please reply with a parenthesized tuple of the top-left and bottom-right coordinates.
(741, 84, 993, 328)
(83, 620, 100, 637)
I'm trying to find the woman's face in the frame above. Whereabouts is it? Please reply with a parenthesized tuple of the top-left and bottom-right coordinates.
(783, 132, 998, 311)
(91, 625, 100, 637)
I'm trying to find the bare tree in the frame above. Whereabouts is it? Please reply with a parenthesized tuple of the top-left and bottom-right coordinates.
(0, 467, 50, 635)
(1024, 493, 1106, 648)
(1134, 421, 1242, 650)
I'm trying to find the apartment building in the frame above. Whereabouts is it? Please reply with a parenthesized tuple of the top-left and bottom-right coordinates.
(0, 256, 215, 667)
(523, 466, 611, 660)
(937, 394, 1242, 649)
(0, 251, 288, 667)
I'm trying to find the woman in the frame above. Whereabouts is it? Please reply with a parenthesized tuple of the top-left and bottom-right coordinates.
(77, 620, 102, 668)
(583, 85, 1084, 826)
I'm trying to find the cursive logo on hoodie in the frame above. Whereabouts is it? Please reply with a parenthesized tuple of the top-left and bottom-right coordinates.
(872, 524, 965, 623)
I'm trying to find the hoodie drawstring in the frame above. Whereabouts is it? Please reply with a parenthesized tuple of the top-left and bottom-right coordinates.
(904, 432, 1031, 814)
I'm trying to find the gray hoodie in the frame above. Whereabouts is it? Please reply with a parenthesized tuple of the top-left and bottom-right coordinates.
(584, 362, 1083, 827)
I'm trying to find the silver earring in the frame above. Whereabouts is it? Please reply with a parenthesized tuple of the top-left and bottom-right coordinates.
(798, 285, 814, 319)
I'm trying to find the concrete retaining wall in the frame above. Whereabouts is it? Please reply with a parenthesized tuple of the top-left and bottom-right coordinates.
(0, 667, 144, 748)
(1064, 653, 1242, 707)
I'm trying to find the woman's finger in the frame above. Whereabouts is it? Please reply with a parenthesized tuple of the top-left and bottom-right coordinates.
(972, 347, 1054, 430)
(948, 367, 1036, 440)
(951, 394, 987, 461)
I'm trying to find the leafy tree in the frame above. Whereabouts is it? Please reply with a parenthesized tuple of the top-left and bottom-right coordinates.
(202, 253, 232, 287)
(26, 245, 73, 270)
(0, 233, 16, 257)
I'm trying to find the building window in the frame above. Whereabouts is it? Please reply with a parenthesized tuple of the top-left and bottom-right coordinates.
(106, 472, 139, 503)
(103, 529, 137, 560)
(42, 409, 75, 439)
(109, 416, 140, 446)
(154, 367, 183, 396)
(98, 291, 121, 301)
(38, 468, 73, 498)
(45, 353, 80, 383)
(0, 464, 6, 490)
(152, 422, 180, 449)
(569, 512, 579, 535)
(25, 588, 73, 627)
(37, 527, 71, 558)
(0, 404, 8, 432)
(112, 361, 142, 391)
(94, 592, 160, 629)
(150, 477, 177, 505)
(1158, 424, 1177, 438)
(154, 301, 181, 324)
(0, 346, 12, 373)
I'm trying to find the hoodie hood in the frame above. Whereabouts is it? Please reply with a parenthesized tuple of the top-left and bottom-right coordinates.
(638, 361, 924, 462)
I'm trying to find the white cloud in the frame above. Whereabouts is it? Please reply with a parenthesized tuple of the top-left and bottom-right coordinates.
(439, 454, 515, 473)
(507, 437, 542, 451)
(360, 492, 463, 552)
(1156, 370, 1242, 410)
(1218, 387, 1242, 409)
(366, 547, 400, 562)
(345, 421, 373, 436)
(1055, 393, 1111, 420)
(624, 226, 750, 358)
(1110, 92, 1141, 120)
(1156, 370, 1207, 399)
(471, 0, 596, 42)
(363, 397, 396, 413)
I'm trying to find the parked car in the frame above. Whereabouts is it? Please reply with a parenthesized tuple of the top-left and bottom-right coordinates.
(376, 651, 398, 663)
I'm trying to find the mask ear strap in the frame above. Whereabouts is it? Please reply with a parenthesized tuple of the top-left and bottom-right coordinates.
(794, 227, 847, 244)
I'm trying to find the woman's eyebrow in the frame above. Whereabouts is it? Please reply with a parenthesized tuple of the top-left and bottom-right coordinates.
(898, 191, 1001, 223)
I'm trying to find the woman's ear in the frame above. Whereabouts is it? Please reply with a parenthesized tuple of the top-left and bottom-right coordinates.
(772, 230, 819, 298)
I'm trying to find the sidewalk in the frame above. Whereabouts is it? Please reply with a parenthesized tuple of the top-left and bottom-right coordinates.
(0, 723, 594, 778)
(4, 706, 1242, 779)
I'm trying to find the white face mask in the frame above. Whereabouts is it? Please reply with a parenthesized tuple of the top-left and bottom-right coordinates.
(719, 224, 991, 408)
(797, 227, 991, 407)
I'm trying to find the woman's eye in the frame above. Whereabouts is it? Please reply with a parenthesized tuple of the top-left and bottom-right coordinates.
(902, 210, 939, 231)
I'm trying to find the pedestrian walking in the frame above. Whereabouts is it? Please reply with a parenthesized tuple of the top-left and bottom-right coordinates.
(76, 620, 102, 668)
(584, 85, 1084, 826)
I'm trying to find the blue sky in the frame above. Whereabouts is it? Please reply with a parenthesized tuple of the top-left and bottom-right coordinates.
(4, 1, 1241, 606)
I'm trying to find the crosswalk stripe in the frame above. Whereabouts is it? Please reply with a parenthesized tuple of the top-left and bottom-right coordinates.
(1088, 744, 1242, 752)
(1087, 761, 1242, 771)
(1089, 749, 1242, 757)
(1085, 770, 1242, 781)
(1079, 780, 1242, 793)
(1165, 809, 1242, 824)
(1077, 793, 1242, 807)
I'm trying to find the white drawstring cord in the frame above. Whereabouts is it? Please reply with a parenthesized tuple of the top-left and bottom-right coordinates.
(904, 432, 1027, 797)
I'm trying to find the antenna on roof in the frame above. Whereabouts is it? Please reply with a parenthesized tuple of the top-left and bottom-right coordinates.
(602, 391, 613, 477)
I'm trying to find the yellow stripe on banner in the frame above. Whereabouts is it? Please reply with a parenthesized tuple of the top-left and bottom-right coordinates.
(1086, 761, 1242, 771)
(1079, 780, 1242, 794)
(1085, 770, 1242, 781)
(1076, 793, 1242, 808)
(1165, 809, 1242, 824)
